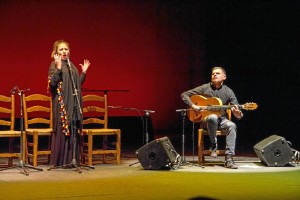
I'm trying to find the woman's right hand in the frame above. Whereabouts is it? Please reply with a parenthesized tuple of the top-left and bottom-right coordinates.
(54, 54, 62, 69)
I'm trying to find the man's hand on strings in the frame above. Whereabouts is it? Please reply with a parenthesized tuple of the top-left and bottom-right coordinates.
(232, 105, 243, 119)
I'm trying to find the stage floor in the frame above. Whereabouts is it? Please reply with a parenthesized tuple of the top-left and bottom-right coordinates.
(1, 154, 299, 181)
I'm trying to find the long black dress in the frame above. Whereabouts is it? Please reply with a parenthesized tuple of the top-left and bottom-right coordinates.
(48, 59, 86, 166)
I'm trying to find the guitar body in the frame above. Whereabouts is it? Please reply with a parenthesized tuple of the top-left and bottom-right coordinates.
(188, 95, 225, 122)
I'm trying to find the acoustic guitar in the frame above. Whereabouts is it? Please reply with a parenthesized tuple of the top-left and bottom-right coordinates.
(188, 95, 258, 122)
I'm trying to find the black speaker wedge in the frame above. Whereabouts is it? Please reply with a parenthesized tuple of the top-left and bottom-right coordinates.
(136, 137, 180, 170)
(253, 135, 293, 167)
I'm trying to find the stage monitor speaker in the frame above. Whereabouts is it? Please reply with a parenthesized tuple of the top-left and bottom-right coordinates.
(253, 135, 293, 167)
(136, 137, 179, 170)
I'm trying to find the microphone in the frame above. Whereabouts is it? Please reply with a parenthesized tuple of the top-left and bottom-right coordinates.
(144, 110, 155, 114)
(10, 86, 17, 94)
(108, 106, 121, 109)
(66, 57, 71, 69)
(176, 109, 187, 112)
(10, 86, 30, 94)
(175, 108, 199, 112)
(124, 107, 135, 111)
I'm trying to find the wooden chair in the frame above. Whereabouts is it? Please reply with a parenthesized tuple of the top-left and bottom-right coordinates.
(0, 94, 21, 166)
(81, 94, 121, 165)
(23, 93, 52, 167)
(198, 109, 231, 165)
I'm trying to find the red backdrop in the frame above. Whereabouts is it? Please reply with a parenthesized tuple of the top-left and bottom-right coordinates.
(0, 1, 205, 135)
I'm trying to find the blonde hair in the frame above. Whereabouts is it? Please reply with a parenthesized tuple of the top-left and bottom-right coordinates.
(50, 40, 70, 58)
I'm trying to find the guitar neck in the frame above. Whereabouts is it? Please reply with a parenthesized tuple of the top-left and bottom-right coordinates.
(201, 104, 241, 111)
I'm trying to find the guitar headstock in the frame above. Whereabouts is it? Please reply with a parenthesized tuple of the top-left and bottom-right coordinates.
(242, 102, 258, 110)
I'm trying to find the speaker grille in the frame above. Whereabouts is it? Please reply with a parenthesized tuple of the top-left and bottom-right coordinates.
(136, 137, 179, 169)
(253, 135, 293, 167)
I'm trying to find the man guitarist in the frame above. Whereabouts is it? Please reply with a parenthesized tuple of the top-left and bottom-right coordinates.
(181, 67, 243, 169)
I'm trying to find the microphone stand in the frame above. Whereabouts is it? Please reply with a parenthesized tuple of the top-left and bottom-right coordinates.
(114, 107, 155, 146)
(176, 109, 189, 165)
(0, 86, 43, 175)
(139, 109, 155, 146)
(144, 111, 150, 145)
(114, 107, 154, 167)
(48, 59, 94, 173)
(176, 108, 204, 168)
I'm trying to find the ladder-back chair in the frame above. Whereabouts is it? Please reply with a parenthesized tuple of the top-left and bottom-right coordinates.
(197, 110, 231, 165)
(23, 93, 52, 167)
(81, 94, 121, 165)
(0, 94, 21, 166)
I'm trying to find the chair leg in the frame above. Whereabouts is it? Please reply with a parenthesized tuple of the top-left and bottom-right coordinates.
(88, 133, 93, 166)
(198, 129, 204, 165)
(116, 131, 121, 165)
(33, 132, 38, 167)
(47, 135, 52, 164)
(79, 135, 85, 164)
(24, 132, 28, 164)
(8, 138, 14, 166)
(103, 135, 107, 163)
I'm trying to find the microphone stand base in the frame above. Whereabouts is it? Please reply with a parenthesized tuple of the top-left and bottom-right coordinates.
(0, 160, 43, 176)
(178, 156, 205, 168)
(47, 162, 95, 173)
(129, 161, 140, 167)
(179, 156, 190, 166)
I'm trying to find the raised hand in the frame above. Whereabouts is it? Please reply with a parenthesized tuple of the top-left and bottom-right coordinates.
(54, 54, 62, 69)
(79, 59, 90, 73)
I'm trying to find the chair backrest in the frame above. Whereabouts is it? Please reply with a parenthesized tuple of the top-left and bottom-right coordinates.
(22, 94, 52, 129)
(0, 94, 15, 131)
(82, 94, 108, 129)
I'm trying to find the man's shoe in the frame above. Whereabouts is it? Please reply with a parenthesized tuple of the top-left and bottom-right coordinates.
(224, 160, 238, 169)
(209, 145, 217, 158)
